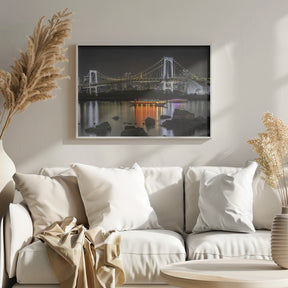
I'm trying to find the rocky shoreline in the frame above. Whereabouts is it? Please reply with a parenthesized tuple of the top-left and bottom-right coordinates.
(161, 109, 209, 136)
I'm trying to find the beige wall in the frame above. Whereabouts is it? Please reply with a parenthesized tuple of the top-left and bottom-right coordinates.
(1, 0, 288, 173)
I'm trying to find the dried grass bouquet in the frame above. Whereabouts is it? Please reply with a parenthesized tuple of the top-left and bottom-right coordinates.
(247, 112, 288, 207)
(0, 9, 72, 139)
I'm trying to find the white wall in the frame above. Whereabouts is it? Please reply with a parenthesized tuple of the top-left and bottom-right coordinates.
(1, 0, 288, 173)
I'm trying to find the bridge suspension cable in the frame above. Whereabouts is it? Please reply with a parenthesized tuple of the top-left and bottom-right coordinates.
(84, 56, 209, 84)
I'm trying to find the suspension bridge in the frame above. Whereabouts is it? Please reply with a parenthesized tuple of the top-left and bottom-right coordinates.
(78, 56, 210, 97)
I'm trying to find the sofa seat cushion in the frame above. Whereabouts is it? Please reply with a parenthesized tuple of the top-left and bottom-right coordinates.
(16, 241, 58, 284)
(120, 229, 186, 284)
(16, 230, 186, 284)
(186, 230, 271, 260)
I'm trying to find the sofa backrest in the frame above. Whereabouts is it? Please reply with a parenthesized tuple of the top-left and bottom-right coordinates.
(40, 166, 184, 233)
(184, 166, 281, 233)
(142, 167, 184, 233)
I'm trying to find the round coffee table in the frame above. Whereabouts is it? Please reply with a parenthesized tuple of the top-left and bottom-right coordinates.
(160, 259, 288, 288)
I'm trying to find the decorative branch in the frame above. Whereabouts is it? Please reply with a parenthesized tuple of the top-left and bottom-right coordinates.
(0, 8, 72, 139)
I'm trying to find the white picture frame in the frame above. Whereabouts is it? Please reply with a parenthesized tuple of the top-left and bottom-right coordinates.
(76, 44, 210, 139)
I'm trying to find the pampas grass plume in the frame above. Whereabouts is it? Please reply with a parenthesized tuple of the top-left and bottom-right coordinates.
(0, 9, 72, 139)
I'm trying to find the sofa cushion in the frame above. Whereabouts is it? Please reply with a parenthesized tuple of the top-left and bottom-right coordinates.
(16, 230, 186, 284)
(186, 230, 271, 260)
(72, 163, 161, 231)
(16, 241, 58, 284)
(40, 166, 184, 233)
(252, 171, 281, 229)
(13, 170, 88, 235)
(142, 167, 184, 233)
(185, 166, 243, 233)
(39, 167, 73, 177)
(185, 164, 280, 233)
(193, 162, 257, 233)
(120, 230, 186, 284)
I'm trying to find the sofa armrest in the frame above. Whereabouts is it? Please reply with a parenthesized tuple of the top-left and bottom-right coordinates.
(0, 216, 8, 288)
(5, 203, 33, 278)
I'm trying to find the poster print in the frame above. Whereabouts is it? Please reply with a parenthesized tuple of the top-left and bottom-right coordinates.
(76, 45, 210, 138)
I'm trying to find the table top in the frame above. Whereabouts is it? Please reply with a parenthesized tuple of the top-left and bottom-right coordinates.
(160, 259, 288, 288)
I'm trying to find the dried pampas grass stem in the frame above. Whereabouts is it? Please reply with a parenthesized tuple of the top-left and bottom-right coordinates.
(248, 112, 288, 207)
(0, 8, 72, 139)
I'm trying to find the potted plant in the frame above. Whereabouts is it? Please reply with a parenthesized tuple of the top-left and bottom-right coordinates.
(248, 112, 288, 268)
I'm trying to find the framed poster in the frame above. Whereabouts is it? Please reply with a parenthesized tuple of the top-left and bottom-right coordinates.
(76, 45, 210, 138)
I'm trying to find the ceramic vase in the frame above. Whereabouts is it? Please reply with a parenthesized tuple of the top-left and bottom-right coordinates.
(0, 139, 16, 217)
(271, 206, 288, 268)
(0, 140, 15, 190)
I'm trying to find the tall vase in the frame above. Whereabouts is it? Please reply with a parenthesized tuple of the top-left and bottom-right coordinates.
(0, 139, 16, 218)
(271, 207, 288, 268)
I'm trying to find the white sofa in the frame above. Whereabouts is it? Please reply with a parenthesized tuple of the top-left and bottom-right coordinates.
(0, 165, 281, 288)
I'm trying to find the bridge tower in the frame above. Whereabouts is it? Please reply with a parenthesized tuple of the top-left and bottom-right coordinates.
(162, 57, 175, 92)
(88, 70, 98, 95)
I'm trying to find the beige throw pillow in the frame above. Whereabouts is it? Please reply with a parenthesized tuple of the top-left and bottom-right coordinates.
(72, 163, 161, 231)
(13, 172, 88, 236)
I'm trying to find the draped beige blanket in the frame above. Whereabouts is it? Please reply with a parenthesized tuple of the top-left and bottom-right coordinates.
(37, 217, 125, 288)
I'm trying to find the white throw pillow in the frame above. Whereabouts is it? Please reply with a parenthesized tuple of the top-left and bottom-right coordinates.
(193, 162, 257, 233)
(72, 163, 161, 231)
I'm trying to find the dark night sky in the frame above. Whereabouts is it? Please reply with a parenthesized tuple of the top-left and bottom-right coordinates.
(77, 45, 210, 79)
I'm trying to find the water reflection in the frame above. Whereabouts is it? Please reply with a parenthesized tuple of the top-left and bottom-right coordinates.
(78, 100, 209, 137)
